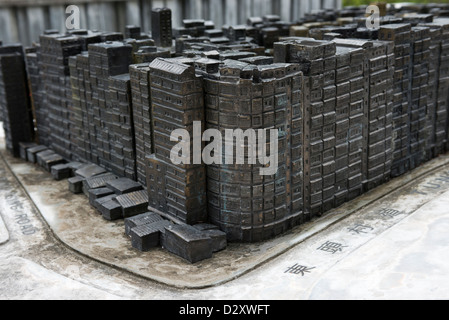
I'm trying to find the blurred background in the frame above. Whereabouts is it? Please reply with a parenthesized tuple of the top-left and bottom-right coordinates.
(344, 0, 443, 5)
(0, 0, 344, 45)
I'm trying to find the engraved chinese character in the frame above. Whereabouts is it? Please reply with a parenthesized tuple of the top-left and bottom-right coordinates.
(284, 264, 315, 276)
(379, 208, 402, 218)
(348, 224, 374, 235)
(317, 241, 347, 254)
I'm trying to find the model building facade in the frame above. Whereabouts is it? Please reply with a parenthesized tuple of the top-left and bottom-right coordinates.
(1, 5, 449, 262)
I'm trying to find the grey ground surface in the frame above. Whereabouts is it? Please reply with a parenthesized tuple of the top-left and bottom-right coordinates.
(1, 124, 449, 300)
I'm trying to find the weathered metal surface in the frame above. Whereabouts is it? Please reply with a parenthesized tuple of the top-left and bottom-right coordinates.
(50, 162, 83, 181)
(83, 173, 118, 191)
(51, 163, 73, 181)
(26, 145, 48, 164)
(129, 63, 152, 185)
(75, 163, 107, 179)
(124, 211, 165, 236)
(68, 176, 84, 194)
(87, 41, 134, 175)
(106, 177, 143, 195)
(19, 142, 37, 162)
(0, 45, 34, 157)
(98, 198, 122, 221)
(38, 34, 84, 160)
(130, 220, 172, 252)
(152, 8, 173, 48)
(163, 224, 213, 263)
(147, 58, 207, 225)
(200, 229, 227, 253)
(115, 189, 148, 218)
(88, 187, 114, 207)
(200, 58, 304, 242)
(36, 151, 66, 172)
(379, 24, 413, 178)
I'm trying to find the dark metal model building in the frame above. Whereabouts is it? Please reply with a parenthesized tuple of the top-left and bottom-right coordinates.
(202, 59, 302, 242)
(39, 34, 83, 160)
(129, 63, 153, 185)
(88, 41, 134, 174)
(146, 58, 207, 225)
(379, 24, 413, 177)
(69, 52, 94, 162)
(202, 60, 303, 241)
(419, 20, 449, 157)
(2, 4, 449, 263)
(151, 8, 173, 48)
(0, 43, 34, 157)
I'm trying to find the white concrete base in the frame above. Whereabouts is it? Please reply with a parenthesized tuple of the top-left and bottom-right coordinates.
(0, 214, 8, 246)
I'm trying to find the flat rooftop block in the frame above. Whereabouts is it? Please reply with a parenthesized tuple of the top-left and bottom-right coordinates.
(37, 152, 66, 172)
(27, 146, 48, 164)
(68, 176, 84, 194)
(19, 142, 38, 161)
(131, 220, 172, 252)
(115, 190, 149, 218)
(89, 187, 115, 207)
(125, 212, 165, 236)
(99, 199, 123, 221)
(106, 178, 143, 195)
(51, 163, 73, 181)
(75, 164, 107, 179)
(83, 173, 118, 191)
(93, 194, 117, 211)
(164, 224, 213, 263)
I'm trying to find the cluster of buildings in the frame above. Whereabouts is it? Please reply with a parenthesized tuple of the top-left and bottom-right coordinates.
(0, 4, 449, 263)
